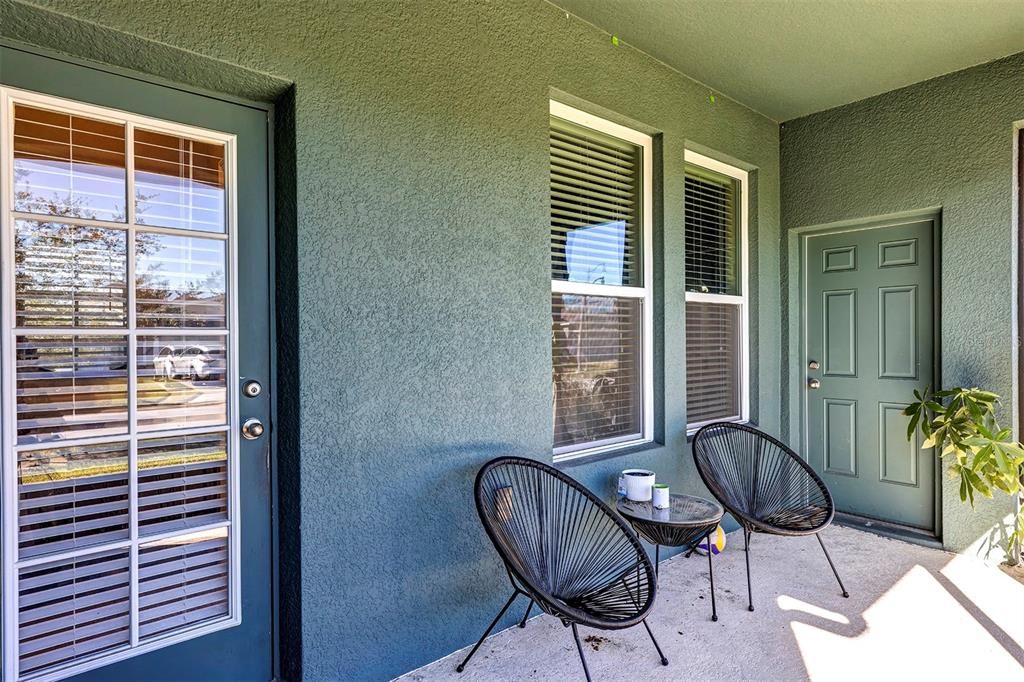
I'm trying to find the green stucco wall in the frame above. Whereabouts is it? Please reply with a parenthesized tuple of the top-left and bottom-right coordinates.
(1, 1, 781, 679)
(781, 52, 1023, 555)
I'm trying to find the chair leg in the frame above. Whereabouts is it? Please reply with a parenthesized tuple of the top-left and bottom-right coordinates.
(816, 533, 850, 598)
(706, 531, 718, 622)
(456, 591, 519, 673)
(642, 618, 669, 666)
(518, 600, 534, 628)
(570, 623, 592, 682)
(743, 528, 754, 611)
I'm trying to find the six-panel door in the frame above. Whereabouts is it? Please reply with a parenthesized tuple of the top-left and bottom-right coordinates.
(806, 218, 935, 530)
(1, 47, 273, 681)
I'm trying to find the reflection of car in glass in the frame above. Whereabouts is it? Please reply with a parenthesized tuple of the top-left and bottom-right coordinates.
(153, 345, 219, 381)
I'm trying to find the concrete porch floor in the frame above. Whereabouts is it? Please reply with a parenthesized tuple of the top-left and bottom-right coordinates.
(399, 525, 1024, 681)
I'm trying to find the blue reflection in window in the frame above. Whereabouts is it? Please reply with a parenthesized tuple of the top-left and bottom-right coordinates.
(565, 220, 626, 285)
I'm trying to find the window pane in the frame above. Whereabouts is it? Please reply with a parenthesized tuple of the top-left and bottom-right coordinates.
(686, 301, 741, 424)
(13, 104, 127, 222)
(550, 117, 641, 287)
(16, 335, 129, 444)
(18, 441, 129, 559)
(136, 234, 226, 328)
(15, 219, 128, 328)
(139, 528, 229, 640)
(135, 129, 225, 233)
(18, 549, 131, 676)
(685, 166, 739, 295)
(137, 335, 227, 432)
(139, 432, 228, 537)
(552, 293, 642, 450)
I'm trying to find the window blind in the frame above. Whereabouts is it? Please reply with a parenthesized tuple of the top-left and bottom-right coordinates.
(550, 118, 640, 287)
(552, 293, 642, 449)
(13, 104, 127, 223)
(685, 166, 738, 295)
(18, 549, 131, 676)
(686, 299, 741, 423)
(15, 219, 128, 329)
(138, 529, 229, 641)
(550, 108, 649, 456)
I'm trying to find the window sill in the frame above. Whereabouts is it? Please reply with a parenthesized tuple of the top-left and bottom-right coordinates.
(554, 438, 661, 469)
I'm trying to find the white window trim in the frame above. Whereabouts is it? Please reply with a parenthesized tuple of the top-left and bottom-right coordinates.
(684, 149, 749, 434)
(550, 101, 654, 462)
(0, 86, 241, 682)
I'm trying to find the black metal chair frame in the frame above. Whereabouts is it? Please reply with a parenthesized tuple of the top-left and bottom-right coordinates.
(692, 422, 849, 612)
(457, 456, 668, 681)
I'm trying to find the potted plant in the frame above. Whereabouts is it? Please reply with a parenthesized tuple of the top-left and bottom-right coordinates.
(905, 387, 1024, 563)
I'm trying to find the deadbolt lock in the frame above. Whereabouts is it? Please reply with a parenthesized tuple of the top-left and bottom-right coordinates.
(242, 380, 262, 398)
(808, 360, 820, 370)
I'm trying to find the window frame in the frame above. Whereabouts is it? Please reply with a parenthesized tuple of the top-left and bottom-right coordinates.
(0, 86, 241, 682)
(684, 149, 749, 434)
(549, 101, 654, 462)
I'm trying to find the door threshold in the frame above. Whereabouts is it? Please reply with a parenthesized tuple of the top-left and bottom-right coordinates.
(834, 511, 942, 550)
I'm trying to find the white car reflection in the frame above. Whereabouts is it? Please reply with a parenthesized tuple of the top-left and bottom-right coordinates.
(154, 345, 220, 381)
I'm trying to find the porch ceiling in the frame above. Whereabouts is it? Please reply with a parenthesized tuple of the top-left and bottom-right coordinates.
(552, 0, 1024, 121)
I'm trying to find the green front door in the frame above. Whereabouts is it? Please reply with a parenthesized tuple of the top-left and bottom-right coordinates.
(1, 47, 274, 680)
(805, 217, 936, 530)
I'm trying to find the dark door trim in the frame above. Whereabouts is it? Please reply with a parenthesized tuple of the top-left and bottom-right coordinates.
(785, 209, 943, 539)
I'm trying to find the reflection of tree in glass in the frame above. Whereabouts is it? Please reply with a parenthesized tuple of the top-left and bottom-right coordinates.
(552, 294, 635, 447)
(13, 184, 132, 329)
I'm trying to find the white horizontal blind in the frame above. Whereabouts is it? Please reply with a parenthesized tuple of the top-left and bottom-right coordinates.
(684, 154, 747, 429)
(552, 293, 642, 448)
(550, 103, 652, 459)
(685, 166, 738, 295)
(2, 89, 239, 681)
(550, 117, 639, 287)
(685, 301, 741, 424)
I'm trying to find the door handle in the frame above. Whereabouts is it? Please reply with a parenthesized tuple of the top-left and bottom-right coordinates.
(808, 378, 821, 390)
(242, 417, 265, 440)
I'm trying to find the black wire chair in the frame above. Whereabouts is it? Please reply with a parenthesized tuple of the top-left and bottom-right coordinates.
(457, 456, 668, 681)
(692, 422, 849, 612)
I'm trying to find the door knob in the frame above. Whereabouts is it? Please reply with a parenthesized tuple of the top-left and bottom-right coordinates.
(808, 378, 821, 390)
(241, 417, 265, 440)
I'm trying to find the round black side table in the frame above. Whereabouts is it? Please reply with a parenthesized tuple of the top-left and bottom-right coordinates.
(617, 493, 724, 621)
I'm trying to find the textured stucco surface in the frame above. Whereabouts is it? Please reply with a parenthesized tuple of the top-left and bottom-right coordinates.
(781, 53, 1023, 554)
(2, 1, 781, 679)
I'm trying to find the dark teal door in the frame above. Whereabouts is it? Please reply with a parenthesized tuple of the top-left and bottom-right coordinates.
(805, 218, 936, 530)
(1, 47, 274, 680)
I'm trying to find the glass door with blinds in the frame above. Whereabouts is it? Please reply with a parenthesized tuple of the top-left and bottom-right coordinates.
(0, 46, 272, 682)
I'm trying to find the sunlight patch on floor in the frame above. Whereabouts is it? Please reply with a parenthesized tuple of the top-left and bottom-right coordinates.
(790, 564, 1023, 681)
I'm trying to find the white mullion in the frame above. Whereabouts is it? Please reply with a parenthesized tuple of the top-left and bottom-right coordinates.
(684, 291, 744, 306)
(2, 86, 21, 682)
(126, 328, 229, 337)
(550, 280, 647, 298)
(13, 433, 132, 453)
(135, 519, 230, 547)
(14, 539, 134, 570)
(126, 120, 141, 648)
(225, 135, 241, 624)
